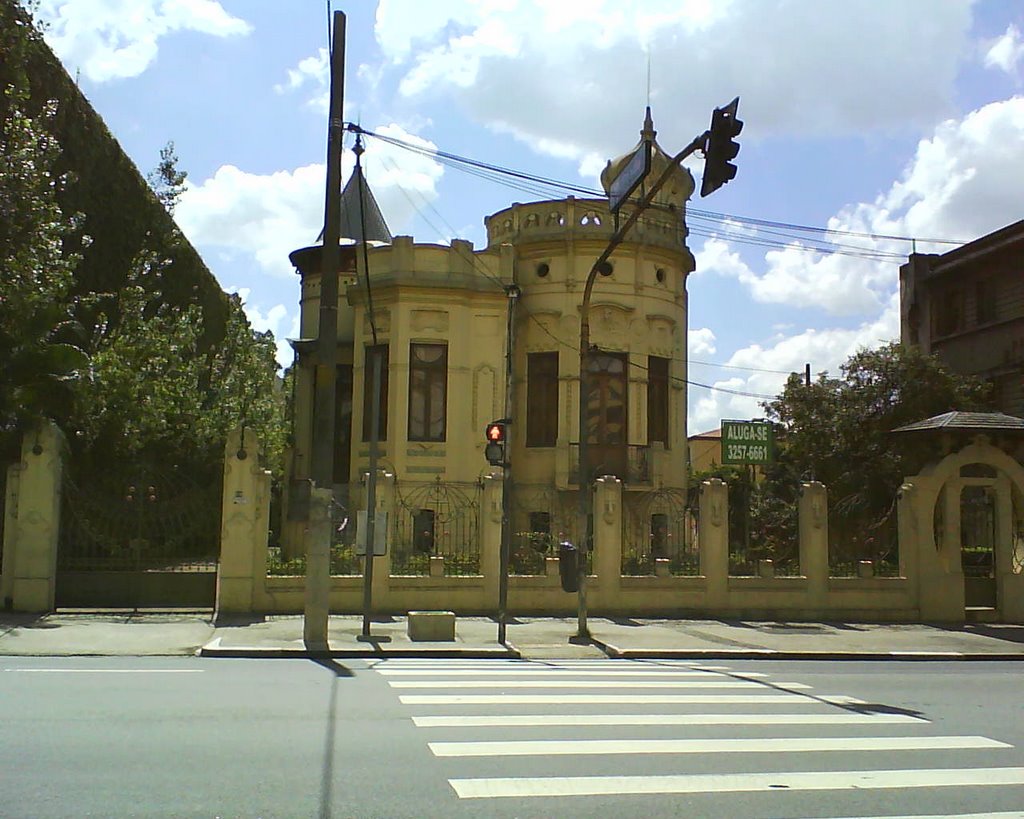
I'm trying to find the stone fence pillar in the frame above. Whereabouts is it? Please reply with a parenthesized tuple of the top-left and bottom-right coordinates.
(593, 476, 622, 593)
(481, 474, 503, 608)
(799, 481, 829, 607)
(700, 478, 728, 608)
(1, 462, 22, 609)
(2, 423, 65, 612)
(216, 428, 271, 615)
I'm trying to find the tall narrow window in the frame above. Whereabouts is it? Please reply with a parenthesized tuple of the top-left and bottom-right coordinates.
(362, 344, 389, 442)
(976, 279, 997, 324)
(527, 351, 559, 447)
(648, 355, 669, 447)
(408, 343, 448, 442)
(933, 288, 964, 337)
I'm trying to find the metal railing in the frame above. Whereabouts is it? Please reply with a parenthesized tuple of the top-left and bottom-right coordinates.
(568, 443, 650, 485)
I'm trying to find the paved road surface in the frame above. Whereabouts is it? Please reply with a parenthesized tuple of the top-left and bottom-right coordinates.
(2, 656, 1023, 817)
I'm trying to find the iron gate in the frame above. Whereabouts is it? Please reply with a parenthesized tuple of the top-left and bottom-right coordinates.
(392, 478, 482, 576)
(57, 459, 221, 607)
(621, 489, 698, 576)
(509, 484, 583, 575)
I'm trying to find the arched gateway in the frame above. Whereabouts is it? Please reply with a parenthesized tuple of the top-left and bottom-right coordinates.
(895, 412, 1024, 623)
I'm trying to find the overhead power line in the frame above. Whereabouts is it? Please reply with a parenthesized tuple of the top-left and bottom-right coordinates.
(349, 124, 968, 255)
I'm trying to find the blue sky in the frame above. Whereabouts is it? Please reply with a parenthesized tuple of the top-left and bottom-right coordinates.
(34, 0, 1024, 434)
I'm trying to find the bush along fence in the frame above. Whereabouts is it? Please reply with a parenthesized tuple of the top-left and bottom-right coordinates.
(6, 426, 1024, 622)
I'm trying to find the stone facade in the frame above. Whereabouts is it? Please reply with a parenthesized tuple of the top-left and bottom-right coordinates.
(900, 219, 1024, 416)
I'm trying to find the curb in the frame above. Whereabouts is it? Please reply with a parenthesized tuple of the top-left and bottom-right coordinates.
(597, 643, 1024, 661)
(198, 640, 521, 660)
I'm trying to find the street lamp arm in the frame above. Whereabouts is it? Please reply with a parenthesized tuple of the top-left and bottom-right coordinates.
(574, 129, 707, 641)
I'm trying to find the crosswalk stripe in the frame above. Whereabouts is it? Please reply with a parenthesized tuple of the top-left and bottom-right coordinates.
(448, 766, 1024, 799)
(430, 734, 1009, 757)
(399, 693, 852, 705)
(376, 669, 767, 677)
(411, 712, 928, 728)
(388, 679, 810, 689)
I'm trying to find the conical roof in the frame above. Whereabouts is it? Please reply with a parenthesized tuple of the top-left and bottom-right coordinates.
(317, 164, 392, 245)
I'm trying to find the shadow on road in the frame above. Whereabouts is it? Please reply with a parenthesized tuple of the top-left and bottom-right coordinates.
(311, 658, 355, 819)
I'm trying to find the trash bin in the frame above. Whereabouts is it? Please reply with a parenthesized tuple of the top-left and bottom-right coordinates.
(558, 540, 579, 593)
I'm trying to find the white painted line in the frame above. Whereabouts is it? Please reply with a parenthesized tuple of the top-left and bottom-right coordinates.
(5, 669, 204, 674)
(380, 659, 689, 664)
(377, 669, 768, 678)
(449, 766, 1024, 799)
(430, 734, 1010, 758)
(802, 814, 1024, 819)
(411, 712, 928, 728)
(399, 693, 827, 705)
(389, 679, 809, 690)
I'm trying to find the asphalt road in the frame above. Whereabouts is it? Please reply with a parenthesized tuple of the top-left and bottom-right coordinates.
(2, 656, 1023, 818)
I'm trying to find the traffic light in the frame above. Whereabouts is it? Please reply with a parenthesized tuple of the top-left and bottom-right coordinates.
(700, 96, 742, 198)
(484, 419, 508, 466)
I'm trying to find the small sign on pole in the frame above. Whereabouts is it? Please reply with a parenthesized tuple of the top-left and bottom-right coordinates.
(608, 141, 652, 214)
(355, 510, 388, 556)
(721, 419, 774, 465)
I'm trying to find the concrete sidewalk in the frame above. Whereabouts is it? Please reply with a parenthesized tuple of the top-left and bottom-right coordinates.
(2, 612, 1024, 660)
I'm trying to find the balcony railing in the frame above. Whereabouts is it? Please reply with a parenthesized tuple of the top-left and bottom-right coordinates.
(569, 443, 650, 485)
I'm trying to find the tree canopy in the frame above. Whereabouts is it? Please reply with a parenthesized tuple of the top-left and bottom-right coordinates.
(1, 2, 285, 472)
(761, 341, 990, 566)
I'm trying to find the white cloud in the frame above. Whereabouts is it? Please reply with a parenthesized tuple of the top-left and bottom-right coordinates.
(985, 23, 1024, 77)
(177, 162, 325, 278)
(275, 47, 330, 113)
(38, 0, 251, 82)
(375, 0, 972, 166)
(230, 287, 300, 369)
(694, 97, 1024, 315)
(688, 327, 717, 357)
(687, 296, 900, 434)
(175, 124, 445, 278)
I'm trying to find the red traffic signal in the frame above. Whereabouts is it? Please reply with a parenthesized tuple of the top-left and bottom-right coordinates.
(484, 420, 508, 466)
(700, 96, 742, 198)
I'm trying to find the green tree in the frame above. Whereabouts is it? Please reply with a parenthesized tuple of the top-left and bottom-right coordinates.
(0, 3, 88, 455)
(147, 140, 188, 215)
(72, 249, 285, 470)
(763, 341, 989, 569)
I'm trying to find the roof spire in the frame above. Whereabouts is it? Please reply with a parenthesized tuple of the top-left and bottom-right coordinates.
(316, 133, 392, 245)
(641, 105, 656, 142)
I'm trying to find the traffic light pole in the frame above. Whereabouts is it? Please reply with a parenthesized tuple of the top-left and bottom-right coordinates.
(497, 284, 520, 645)
(575, 131, 708, 641)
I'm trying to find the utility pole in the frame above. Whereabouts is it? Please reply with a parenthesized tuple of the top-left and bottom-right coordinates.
(498, 284, 520, 644)
(304, 10, 345, 649)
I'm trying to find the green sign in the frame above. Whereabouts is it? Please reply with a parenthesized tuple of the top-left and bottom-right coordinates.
(721, 419, 774, 465)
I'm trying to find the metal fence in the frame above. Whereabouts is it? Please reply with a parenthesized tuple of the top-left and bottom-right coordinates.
(509, 484, 584, 575)
(621, 489, 699, 576)
(391, 478, 482, 576)
(59, 459, 220, 573)
(723, 473, 801, 577)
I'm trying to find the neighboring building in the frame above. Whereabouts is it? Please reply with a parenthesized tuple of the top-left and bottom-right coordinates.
(688, 428, 722, 473)
(285, 110, 695, 561)
(900, 219, 1024, 417)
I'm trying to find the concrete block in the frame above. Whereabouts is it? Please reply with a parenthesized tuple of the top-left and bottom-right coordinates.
(408, 610, 456, 641)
